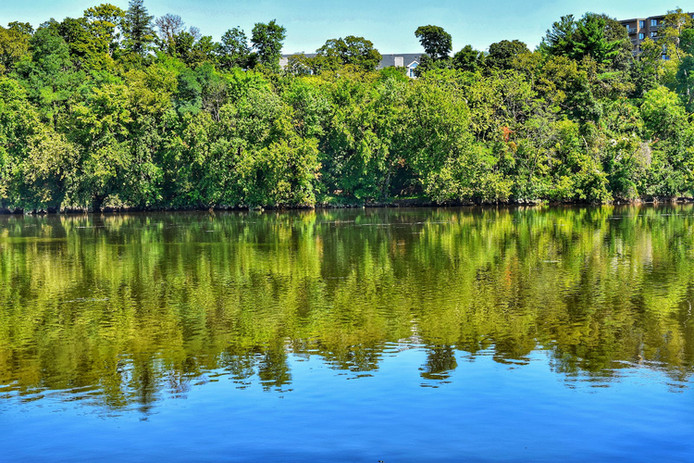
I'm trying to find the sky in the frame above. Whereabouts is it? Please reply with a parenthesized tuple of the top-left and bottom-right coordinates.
(1, 1, 690, 54)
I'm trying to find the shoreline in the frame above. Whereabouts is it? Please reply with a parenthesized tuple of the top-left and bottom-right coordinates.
(2, 196, 694, 215)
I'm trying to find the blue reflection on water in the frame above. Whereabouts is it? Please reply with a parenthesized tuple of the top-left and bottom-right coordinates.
(2, 346, 692, 462)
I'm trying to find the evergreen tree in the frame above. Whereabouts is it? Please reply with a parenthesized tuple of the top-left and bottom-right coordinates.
(123, 0, 154, 57)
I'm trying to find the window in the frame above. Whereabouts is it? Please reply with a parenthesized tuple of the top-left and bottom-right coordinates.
(639, 20, 645, 28)
(639, 33, 645, 40)
(651, 19, 658, 26)
(651, 31, 657, 38)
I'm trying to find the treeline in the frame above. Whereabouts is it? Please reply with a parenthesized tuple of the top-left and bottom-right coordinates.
(2, 3, 694, 210)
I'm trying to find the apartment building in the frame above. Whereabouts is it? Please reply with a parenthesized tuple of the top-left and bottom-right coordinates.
(620, 13, 693, 56)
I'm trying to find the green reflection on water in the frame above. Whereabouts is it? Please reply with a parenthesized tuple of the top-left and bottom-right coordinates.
(1, 206, 693, 407)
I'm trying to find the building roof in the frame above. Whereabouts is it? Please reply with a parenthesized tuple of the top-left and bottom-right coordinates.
(280, 53, 422, 70)
(619, 12, 693, 24)
(377, 54, 422, 69)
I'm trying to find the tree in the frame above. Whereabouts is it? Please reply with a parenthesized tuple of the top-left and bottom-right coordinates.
(218, 27, 252, 70)
(315, 35, 382, 72)
(58, 16, 111, 70)
(415, 25, 452, 60)
(123, 0, 154, 57)
(155, 13, 184, 54)
(15, 26, 83, 124)
(83, 3, 126, 58)
(0, 22, 33, 74)
(251, 20, 285, 71)
(599, 14, 633, 70)
(539, 15, 576, 57)
(452, 45, 484, 72)
(284, 53, 315, 76)
(661, 9, 694, 62)
(641, 86, 687, 140)
(540, 14, 628, 68)
(486, 40, 529, 70)
(677, 28, 694, 110)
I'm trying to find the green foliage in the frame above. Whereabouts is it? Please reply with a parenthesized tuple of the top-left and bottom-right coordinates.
(315, 36, 382, 72)
(285, 53, 315, 76)
(251, 20, 286, 71)
(218, 27, 252, 70)
(0, 6, 694, 210)
(83, 3, 125, 58)
(452, 45, 484, 72)
(0, 22, 33, 74)
(540, 14, 630, 69)
(486, 40, 529, 70)
(415, 25, 452, 61)
(123, 0, 154, 57)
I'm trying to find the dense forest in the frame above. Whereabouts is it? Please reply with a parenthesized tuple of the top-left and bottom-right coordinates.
(2, 2, 694, 211)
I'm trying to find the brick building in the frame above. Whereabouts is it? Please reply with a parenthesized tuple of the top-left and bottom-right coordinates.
(620, 13, 694, 56)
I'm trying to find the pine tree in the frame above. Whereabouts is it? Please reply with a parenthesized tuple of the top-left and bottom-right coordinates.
(124, 0, 154, 56)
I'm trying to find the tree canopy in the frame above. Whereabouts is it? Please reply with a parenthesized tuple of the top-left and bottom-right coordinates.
(1, 4, 694, 211)
(415, 25, 452, 60)
(315, 35, 382, 72)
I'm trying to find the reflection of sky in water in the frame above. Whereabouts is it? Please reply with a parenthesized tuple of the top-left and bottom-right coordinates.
(3, 348, 693, 462)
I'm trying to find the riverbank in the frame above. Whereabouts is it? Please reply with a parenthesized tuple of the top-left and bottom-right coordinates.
(3, 196, 694, 215)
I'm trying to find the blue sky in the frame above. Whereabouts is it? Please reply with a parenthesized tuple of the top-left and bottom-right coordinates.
(1, 1, 688, 53)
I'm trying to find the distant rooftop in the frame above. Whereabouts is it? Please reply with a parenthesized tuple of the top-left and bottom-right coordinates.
(281, 53, 421, 70)
(377, 54, 421, 69)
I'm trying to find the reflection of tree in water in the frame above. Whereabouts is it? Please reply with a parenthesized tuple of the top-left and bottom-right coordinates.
(2, 207, 694, 409)
(492, 336, 535, 365)
(420, 345, 458, 380)
(220, 351, 258, 388)
(129, 358, 158, 415)
(258, 345, 291, 390)
(321, 344, 383, 372)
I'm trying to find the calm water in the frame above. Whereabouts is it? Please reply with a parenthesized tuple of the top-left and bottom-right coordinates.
(1, 207, 693, 462)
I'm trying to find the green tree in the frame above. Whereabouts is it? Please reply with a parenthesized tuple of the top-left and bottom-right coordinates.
(315, 36, 382, 72)
(452, 45, 484, 72)
(58, 16, 114, 70)
(218, 27, 252, 70)
(83, 3, 126, 58)
(251, 20, 286, 71)
(284, 53, 315, 76)
(155, 13, 185, 55)
(640, 86, 694, 197)
(676, 28, 694, 110)
(0, 77, 38, 206)
(167, 28, 216, 67)
(123, 0, 155, 57)
(415, 25, 452, 60)
(15, 26, 84, 125)
(486, 40, 529, 70)
(0, 22, 33, 74)
(540, 14, 628, 68)
(661, 9, 694, 63)
(631, 38, 664, 98)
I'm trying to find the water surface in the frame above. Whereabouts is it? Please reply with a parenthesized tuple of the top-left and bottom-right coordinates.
(1, 207, 693, 461)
